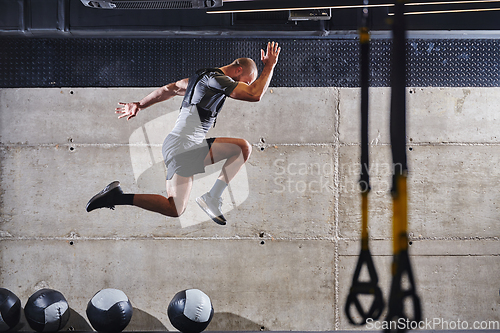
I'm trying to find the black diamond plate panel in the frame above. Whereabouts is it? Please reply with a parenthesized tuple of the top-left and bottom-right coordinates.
(407, 39, 500, 87)
(0, 38, 499, 88)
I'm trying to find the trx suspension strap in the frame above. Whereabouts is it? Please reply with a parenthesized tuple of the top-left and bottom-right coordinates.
(384, 1, 421, 331)
(345, 2, 385, 325)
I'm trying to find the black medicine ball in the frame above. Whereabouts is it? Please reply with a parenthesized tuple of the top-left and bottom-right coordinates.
(167, 289, 214, 333)
(24, 289, 70, 333)
(86, 288, 133, 333)
(0, 288, 21, 331)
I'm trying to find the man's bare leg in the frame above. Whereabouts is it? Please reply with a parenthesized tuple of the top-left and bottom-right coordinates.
(133, 173, 193, 217)
(204, 137, 252, 182)
(87, 174, 193, 217)
(196, 137, 252, 225)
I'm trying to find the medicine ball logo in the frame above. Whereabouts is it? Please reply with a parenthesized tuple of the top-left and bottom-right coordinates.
(128, 112, 249, 228)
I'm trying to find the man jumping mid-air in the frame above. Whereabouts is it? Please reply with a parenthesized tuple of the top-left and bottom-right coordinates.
(86, 41, 281, 225)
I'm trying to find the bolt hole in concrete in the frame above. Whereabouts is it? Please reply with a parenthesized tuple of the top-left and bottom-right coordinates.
(70, 91, 74, 95)
(260, 147, 265, 151)
(409, 241, 413, 246)
(260, 326, 266, 331)
(408, 147, 413, 151)
(260, 241, 265, 245)
(69, 147, 75, 151)
(69, 241, 74, 245)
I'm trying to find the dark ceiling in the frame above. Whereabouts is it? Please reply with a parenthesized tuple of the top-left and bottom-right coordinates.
(1, 0, 500, 37)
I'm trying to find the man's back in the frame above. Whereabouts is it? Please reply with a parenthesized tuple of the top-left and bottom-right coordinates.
(170, 69, 238, 143)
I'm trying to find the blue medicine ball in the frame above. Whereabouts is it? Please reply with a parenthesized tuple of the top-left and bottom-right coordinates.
(167, 289, 214, 333)
(0, 288, 21, 331)
(24, 289, 70, 333)
(86, 289, 133, 333)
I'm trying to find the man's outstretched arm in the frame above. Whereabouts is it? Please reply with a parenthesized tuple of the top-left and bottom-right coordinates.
(116, 78, 189, 120)
(230, 41, 281, 102)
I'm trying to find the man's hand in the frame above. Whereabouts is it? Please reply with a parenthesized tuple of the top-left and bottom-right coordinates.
(229, 41, 282, 102)
(261, 41, 281, 67)
(116, 102, 141, 120)
(115, 79, 188, 121)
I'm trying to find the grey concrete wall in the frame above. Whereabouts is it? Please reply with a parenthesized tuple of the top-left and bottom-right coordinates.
(0, 87, 499, 331)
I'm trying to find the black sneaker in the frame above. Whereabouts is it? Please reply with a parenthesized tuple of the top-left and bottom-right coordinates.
(86, 181, 123, 212)
(196, 192, 227, 225)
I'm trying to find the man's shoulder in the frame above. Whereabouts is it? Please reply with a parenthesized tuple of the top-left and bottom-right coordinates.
(208, 70, 232, 84)
(196, 68, 225, 77)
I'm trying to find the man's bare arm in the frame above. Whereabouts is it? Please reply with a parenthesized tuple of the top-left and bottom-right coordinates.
(230, 41, 281, 102)
(116, 78, 189, 120)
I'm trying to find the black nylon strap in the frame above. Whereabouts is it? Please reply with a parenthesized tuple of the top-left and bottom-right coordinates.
(359, 27, 370, 193)
(345, 3, 385, 326)
(385, 2, 422, 331)
(389, 1, 408, 183)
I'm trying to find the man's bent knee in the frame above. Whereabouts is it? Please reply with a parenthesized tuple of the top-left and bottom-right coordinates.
(168, 196, 187, 217)
(240, 139, 252, 161)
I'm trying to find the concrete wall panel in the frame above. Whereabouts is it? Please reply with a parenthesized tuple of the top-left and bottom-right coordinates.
(0, 88, 337, 146)
(212, 87, 337, 144)
(339, 87, 500, 144)
(339, 145, 500, 239)
(0, 88, 182, 145)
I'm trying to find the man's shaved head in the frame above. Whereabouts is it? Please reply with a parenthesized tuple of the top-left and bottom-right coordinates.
(231, 58, 258, 78)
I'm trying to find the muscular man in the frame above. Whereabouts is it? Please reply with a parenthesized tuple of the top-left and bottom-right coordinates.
(86, 41, 281, 225)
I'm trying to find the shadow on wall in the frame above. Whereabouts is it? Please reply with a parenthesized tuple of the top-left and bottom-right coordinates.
(12, 307, 168, 332)
(127, 308, 169, 331)
(64, 308, 93, 331)
(207, 312, 265, 331)
(11, 307, 260, 331)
